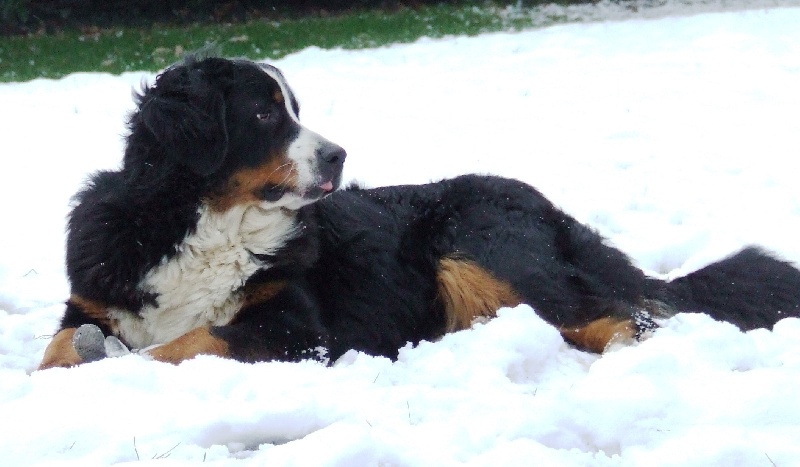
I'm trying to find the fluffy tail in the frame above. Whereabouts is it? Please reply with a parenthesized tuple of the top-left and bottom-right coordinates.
(652, 247, 800, 330)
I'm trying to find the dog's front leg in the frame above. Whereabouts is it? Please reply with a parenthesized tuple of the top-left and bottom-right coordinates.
(147, 282, 330, 365)
(559, 305, 663, 353)
(146, 327, 230, 364)
(37, 296, 117, 370)
(38, 328, 83, 370)
(39, 324, 231, 368)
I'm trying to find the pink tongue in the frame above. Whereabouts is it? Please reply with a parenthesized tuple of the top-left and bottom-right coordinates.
(320, 181, 334, 192)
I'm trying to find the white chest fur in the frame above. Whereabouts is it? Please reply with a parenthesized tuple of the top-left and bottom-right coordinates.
(111, 203, 299, 349)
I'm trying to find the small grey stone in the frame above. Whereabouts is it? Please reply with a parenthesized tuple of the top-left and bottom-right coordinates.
(72, 324, 107, 362)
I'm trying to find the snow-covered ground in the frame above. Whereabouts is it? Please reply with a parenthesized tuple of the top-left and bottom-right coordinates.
(3, 2, 800, 465)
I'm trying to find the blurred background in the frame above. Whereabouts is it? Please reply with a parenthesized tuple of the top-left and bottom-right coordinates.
(0, 0, 596, 82)
(2, 1, 576, 34)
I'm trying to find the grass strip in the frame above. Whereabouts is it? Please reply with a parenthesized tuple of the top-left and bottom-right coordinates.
(0, 3, 553, 83)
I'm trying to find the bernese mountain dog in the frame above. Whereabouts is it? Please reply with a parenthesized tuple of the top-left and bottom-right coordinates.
(38, 55, 800, 370)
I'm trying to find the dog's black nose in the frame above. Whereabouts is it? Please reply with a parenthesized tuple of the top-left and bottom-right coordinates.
(319, 144, 347, 165)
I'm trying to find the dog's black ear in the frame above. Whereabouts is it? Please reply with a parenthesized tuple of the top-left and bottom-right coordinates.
(138, 65, 228, 176)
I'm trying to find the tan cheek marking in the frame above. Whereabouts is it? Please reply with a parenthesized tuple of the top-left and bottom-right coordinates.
(208, 155, 299, 212)
(37, 328, 83, 370)
(147, 327, 230, 364)
(559, 318, 636, 353)
(437, 257, 522, 332)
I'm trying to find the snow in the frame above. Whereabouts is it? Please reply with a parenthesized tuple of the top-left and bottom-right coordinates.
(3, 2, 800, 465)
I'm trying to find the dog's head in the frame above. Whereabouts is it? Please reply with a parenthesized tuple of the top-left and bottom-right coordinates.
(128, 55, 346, 211)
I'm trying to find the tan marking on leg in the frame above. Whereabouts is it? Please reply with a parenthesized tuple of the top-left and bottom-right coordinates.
(243, 280, 287, 308)
(437, 257, 522, 332)
(37, 328, 83, 370)
(147, 327, 230, 364)
(69, 295, 111, 328)
(208, 155, 298, 212)
(560, 317, 636, 353)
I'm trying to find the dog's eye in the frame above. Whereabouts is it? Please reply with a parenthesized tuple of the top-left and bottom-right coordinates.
(256, 111, 272, 122)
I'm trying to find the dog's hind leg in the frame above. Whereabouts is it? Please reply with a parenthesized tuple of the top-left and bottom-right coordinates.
(435, 255, 663, 353)
(558, 304, 664, 353)
(436, 256, 522, 332)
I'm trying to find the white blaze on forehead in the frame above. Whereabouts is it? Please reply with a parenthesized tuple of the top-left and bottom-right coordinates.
(261, 65, 301, 123)
(260, 65, 336, 192)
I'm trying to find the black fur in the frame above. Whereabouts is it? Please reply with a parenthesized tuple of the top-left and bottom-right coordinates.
(52, 56, 800, 367)
(307, 177, 800, 360)
(66, 57, 306, 313)
(655, 247, 800, 330)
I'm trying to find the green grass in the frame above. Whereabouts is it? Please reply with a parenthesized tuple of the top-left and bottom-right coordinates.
(0, 3, 560, 82)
